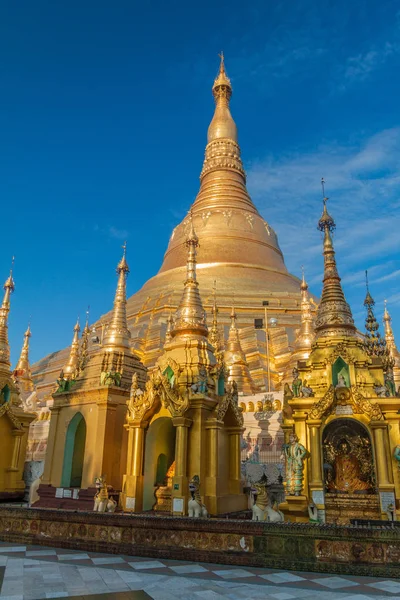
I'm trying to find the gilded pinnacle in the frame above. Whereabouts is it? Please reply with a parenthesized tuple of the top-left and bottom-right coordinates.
(294, 269, 314, 352)
(103, 246, 132, 351)
(171, 220, 208, 338)
(207, 53, 238, 144)
(383, 300, 399, 355)
(315, 190, 356, 338)
(63, 318, 81, 379)
(14, 323, 34, 392)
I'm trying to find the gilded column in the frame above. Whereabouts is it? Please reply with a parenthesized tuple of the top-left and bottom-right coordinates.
(308, 419, 323, 489)
(122, 421, 147, 512)
(172, 416, 192, 514)
(41, 407, 60, 485)
(371, 421, 393, 487)
(227, 426, 242, 494)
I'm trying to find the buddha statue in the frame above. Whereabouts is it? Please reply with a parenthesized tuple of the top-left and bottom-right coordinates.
(327, 439, 370, 493)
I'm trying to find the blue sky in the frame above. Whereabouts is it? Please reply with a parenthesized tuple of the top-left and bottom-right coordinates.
(1, 0, 399, 365)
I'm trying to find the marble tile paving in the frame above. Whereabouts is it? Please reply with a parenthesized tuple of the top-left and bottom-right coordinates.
(0, 542, 399, 599)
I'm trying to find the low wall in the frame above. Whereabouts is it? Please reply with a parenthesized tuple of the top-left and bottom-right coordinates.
(0, 507, 399, 577)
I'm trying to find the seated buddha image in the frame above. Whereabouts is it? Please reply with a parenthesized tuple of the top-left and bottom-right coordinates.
(327, 439, 371, 493)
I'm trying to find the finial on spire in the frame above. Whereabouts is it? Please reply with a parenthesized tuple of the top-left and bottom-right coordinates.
(318, 180, 335, 233)
(300, 265, 308, 290)
(212, 52, 232, 103)
(364, 270, 375, 308)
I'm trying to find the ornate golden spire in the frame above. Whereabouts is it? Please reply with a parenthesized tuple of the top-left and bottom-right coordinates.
(103, 243, 132, 351)
(209, 281, 222, 353)
(383, 300, 398, 356)
(0, 261, 15, 373)
(293, 267, 314, 352)
(171, 215, 208, 338)
(200, 53, 245, 181)
(63, 318, 81, 379)
(78, 307, 90, 374)
(314, 181, 356, 339)
(14, 324, 34, 391)
(225, 304, 256, 394)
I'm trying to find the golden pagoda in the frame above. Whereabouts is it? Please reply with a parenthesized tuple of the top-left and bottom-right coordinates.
(281, 187, 400, 524)
(32, 55, 305, 400)
(13, 325, 34, 395)
(121, 218, 246, 515)
(383, 300, 400, 389)
(40, 246, 147, 498)
(0, 267, 35, 500)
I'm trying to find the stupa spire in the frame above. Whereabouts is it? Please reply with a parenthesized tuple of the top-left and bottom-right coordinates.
(383, 300, 398, 355)
(314, 180, 356, 339)
(363, 271, 385, 355)
(171, 214, 208, 338)
(0, 260, 15, 373)
(78, 307, 90, 374)
(225, 303, 256, 394)
(62, 318, 81, 379)
(103, 243, 131, 351)
(14, 324, 34, 391)
(293, 267, 314, 352)
(199, 54, 247, 186)
(209, 281, 222, 353)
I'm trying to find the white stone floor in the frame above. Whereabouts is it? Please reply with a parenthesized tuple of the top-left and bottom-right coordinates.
(0, 543, 399, 599)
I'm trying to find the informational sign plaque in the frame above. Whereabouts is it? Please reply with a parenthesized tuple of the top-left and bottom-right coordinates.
(72, 489, 79, 500)
(380, 491, 395, 511)
(125, 497, 136, 510)
(312, 491, 325, 505)
(63, 489, 72, 498)
(172, 498, 184, 513)
(55, 488, 63, 498)
(335, 405, 353, 415)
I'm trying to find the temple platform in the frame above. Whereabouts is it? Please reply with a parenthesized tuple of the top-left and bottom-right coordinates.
(0, 506, 400, 577)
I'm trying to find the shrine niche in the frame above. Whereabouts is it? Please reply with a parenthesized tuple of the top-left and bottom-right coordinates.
(323, 419, 376, 494)
(332, 357, 350, 388)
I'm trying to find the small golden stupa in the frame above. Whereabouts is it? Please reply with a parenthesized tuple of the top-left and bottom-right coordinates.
(281, 187, 400, 524)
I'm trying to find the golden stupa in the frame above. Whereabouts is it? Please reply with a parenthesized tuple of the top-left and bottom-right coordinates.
(33, 55, 304, 398)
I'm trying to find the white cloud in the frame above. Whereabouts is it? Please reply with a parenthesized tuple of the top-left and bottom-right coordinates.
(343, 42, 399, 84)
(247, 127, 400, 335)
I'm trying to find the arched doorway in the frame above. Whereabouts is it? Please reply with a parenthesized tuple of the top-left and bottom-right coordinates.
(322, 418, 379, 523)
(61, 413, 86, 488)
(143, 417, 175, 510)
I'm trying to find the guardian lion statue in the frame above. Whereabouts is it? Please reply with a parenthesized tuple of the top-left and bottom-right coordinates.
(93, 476, 117, 513)
(188, 475, 208, 518)
(251, 476, 284, 522)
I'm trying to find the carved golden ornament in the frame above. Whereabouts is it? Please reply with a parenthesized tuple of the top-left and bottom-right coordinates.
(325, 343, 356, 365)
(0, 403, 23, 429)
(309, 385, 383, 420)
(216, 380, 243, 426)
